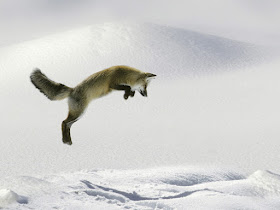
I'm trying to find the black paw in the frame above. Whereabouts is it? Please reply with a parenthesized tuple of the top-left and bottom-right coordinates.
(62, 138, 72, 145)
(124, 94, 129, 100)
(63, 140, 72, 145)
(130, 91, 135, 97)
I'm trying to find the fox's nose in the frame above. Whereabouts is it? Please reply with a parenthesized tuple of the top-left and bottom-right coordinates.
(140, 90, 147, 97)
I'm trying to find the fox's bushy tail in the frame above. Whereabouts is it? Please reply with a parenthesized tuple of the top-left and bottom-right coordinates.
(30, 68, 72, 100)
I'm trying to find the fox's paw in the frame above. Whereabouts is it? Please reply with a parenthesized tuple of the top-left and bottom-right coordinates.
(65, 141, 72, 145)
(124, 93, 129, 100)
(124, 91, 135, 99)
(62, 138, 72, 145)
(130, 91, 135, 97)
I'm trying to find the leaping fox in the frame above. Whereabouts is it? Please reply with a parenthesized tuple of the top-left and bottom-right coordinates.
(30, 65, 156, 145)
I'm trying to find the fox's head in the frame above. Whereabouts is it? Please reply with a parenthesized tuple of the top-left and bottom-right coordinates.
(132, 73, 156, 97)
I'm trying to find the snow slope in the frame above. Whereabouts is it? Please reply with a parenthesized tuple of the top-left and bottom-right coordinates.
(0, 22, 272, 81)
(1, 22, 280, 209)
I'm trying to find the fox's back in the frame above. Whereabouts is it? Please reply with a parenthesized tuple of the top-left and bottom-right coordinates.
(72, 66, 143, 102)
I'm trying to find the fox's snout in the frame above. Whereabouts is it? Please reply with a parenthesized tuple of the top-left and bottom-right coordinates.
(140, 89, 147, 97)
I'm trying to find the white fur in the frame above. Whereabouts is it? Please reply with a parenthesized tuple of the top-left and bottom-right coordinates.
(130, 83, 144, 92)
(146, 77, 155, 82)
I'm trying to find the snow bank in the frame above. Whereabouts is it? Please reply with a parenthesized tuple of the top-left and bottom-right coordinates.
(0, 189, 27, 208)
(248, 170, 280, 196)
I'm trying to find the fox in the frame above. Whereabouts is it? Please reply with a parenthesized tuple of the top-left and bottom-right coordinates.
(30, 65, 156, 145)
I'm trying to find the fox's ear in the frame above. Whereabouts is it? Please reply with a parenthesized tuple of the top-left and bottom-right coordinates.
(145, 73, 157, 78)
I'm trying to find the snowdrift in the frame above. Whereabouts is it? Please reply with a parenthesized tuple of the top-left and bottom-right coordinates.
(0, 189, 27, 208)
(1, 167, 280, 209)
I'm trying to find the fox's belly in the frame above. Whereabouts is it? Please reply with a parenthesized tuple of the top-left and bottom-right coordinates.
(87, 86, 112, 102)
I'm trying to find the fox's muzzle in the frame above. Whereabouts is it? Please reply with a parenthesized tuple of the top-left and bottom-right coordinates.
(140, 89, 147, 97)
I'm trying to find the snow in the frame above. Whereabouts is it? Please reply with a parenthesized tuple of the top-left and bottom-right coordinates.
(1, 22, 280, 209)
(0, 22, 274, 81)
(1, 167, 280, 209)
(0, 189, 27, 207)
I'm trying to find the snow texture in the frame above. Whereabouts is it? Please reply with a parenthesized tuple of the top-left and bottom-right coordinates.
(1, 167, 280, 209)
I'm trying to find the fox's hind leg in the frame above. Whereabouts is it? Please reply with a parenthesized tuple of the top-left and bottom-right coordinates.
(62, 97, 86, 145)
(62, 112, 81, 145)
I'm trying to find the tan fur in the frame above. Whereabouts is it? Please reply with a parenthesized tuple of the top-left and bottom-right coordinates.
(30, 65, 156, 145)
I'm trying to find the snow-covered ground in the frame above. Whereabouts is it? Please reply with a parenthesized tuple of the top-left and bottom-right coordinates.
(1, 22, 280, 209)
(1, 167, 280, 209)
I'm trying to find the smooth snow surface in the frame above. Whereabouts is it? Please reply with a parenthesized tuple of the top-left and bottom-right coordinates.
(1, 22, 280, 209)
(0, 22, 273, 80)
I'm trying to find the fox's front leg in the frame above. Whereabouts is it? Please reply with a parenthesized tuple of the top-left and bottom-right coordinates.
(110, 84, 134, 100)
(125, 88, 135, 99)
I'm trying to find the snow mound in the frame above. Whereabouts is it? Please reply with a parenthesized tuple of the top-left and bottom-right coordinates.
(249, 170, 280, 196)
(0, 189, 28, 208)
(0, 22, 272, 83)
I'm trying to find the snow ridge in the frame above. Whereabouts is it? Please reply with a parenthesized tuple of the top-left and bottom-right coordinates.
(0, 22, 273, 81)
